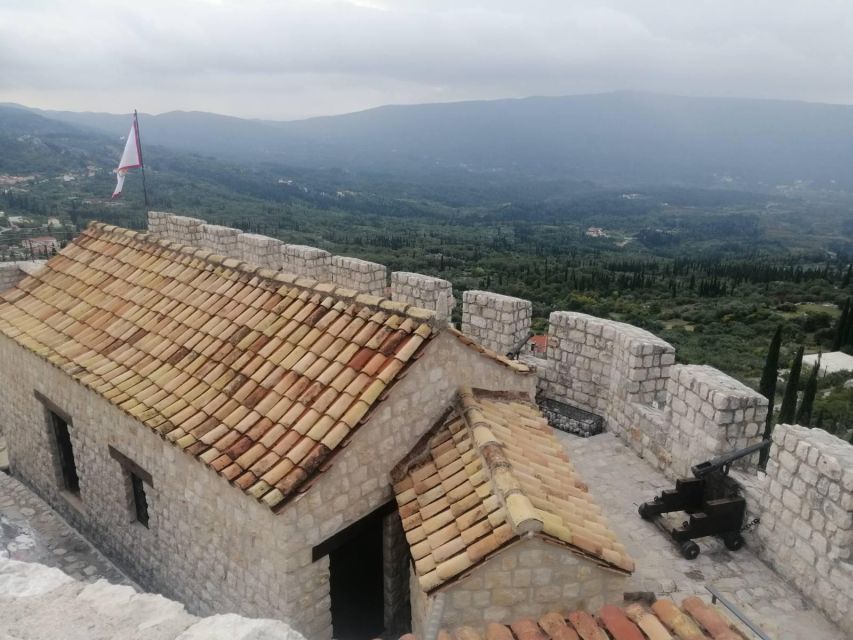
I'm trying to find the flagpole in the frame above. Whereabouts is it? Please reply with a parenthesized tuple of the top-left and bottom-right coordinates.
(134, 110, 150, 208)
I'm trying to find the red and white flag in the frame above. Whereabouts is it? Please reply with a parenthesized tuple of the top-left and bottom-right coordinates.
(112, 113, 143, 199)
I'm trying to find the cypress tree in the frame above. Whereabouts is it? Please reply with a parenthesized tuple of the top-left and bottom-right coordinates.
(759, 326, 782, 467)
(843, 265, 851, 288)
(833, 299, 850, 350)
(814, 409, 825, 432)
(778, 346, 804, 425)
(796, 354, 820, 426)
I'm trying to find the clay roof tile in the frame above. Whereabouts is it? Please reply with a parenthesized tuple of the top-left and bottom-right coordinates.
(0, 223, 437, 512)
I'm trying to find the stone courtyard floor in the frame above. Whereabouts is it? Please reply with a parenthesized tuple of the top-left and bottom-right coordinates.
(559, 432, 845, 640)
(0, 471, 134, 587)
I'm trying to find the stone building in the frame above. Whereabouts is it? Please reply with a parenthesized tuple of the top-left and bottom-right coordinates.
(1, 213, 850, 639)
(393, 388, 632, 636)
(0, 223, 631, 639)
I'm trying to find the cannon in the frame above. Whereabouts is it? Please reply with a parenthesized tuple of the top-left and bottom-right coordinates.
(638, 440, 770, 559)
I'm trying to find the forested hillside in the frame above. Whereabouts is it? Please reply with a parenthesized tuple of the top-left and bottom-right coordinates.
(14, 91, 853, 189)
(1, 103, 851, 438)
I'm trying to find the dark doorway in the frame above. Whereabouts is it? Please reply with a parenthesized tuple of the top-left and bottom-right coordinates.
(51, 412, 79, 493)
(329, 515, 384, 639)
(315, 504, 392, 640)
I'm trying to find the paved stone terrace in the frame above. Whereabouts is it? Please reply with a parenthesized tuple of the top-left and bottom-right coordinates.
(0, 471, 134, 587)
(559, 432, 845, 640)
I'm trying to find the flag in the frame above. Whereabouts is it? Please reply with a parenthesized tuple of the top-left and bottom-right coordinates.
(112, 114, 143, 199)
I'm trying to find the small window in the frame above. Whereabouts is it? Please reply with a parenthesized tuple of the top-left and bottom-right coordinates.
(108, 445, 153, 529)
(51, 411, 79, 494)
(130, 472, 149, 527)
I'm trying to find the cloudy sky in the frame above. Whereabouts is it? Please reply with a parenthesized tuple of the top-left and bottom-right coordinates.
(1, 0, 851, 120)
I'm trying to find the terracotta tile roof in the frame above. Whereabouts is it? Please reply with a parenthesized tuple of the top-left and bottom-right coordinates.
(0, 223, 438, 511)
(447, 328, 532, 373)
(392, 388, 633, 593)
(404, 597, 751, 640)
(527, 334, 547, 354)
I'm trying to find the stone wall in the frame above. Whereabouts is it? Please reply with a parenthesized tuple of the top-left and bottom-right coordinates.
(237, 233, 283, 270)
(0, 261, 45, 292)
(382, 512, 410, 633)
(461, 291, 532, 356)
(390, 272, 455, 323)
(329, 255, 387, 296)
(200, 224, 242, 257)
(140, 210, 766, 480)
(410, 537, 627, 638)
(282, 329, 535, 637)
(665, 365, 766, 478)
(756, 424, 852, 634)
(148, 212, 204, 245)
(281, 245, 332, 282)
(533, 311, 767, 478)
(0, 325, 533, 640)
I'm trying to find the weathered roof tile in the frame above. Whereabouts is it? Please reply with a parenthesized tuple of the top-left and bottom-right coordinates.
(0, 223, 436, 511)
(393, 387, 633, 593)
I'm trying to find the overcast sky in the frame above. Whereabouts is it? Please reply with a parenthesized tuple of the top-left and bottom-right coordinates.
(1, 0, 851, 120)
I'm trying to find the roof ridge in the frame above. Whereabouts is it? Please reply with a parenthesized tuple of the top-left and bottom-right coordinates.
(87, 222, 443, 329)
(446, 327, 532, 373)
(457, 387, 543, 536)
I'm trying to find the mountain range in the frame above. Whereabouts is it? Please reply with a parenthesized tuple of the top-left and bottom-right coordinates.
(4, 91, 853, 190)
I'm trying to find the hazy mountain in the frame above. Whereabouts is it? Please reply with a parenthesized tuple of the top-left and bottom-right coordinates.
(7, 92, 853, 189)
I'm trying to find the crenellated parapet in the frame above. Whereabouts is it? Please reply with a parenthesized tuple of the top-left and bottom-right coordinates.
(756, 424, 853, 634)
(390, 272, 454, 323)
(329, 255, 387, 296)
(281, 244, 332, 282)
(532, 311, 767, 478)
(142, 210, 772, 481)
(461, 290, 531, 356)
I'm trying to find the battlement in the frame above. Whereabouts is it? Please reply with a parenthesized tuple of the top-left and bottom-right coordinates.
(142, 210, 768, 479)
(330, 255, 387, 296)
(461, 290, 531, 354)
(755, 424, 853, 633)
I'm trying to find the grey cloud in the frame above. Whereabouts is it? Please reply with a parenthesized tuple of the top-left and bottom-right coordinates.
(1, 0, 852, 119)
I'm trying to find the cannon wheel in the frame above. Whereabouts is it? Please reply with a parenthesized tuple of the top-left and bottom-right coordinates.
(680, 540, 700, 560)
(723, 532, 744, 551)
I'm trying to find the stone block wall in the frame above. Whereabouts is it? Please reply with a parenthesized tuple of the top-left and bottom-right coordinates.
(382, 512, 410, 633)
(534, 312, 767, 478)
(281, 245, 332, 282)
(146, 211, 170, 236)
(665, 365, 767, 478)
(237, 233, 283, 270)
(329, 256, 387, 296)
(200, 224, 242, 257)
(410, 537, 627, 637)
(0, 324, 535, 640)
(0, 261, 45, 292)
(390, 272, 455, 322)
(756, 424, 852, 634)
(148, 212, 204, 246)
(461, 291, 532, 355)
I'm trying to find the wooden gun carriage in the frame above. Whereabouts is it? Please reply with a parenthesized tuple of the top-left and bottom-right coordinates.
(638, 440, 770, 559)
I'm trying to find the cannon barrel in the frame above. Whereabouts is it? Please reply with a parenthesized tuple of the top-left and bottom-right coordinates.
(691, 440, 771, 478)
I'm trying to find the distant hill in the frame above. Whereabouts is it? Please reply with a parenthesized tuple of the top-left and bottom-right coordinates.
(0, 106, 120, 175)
(9, 92, 853, 189)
